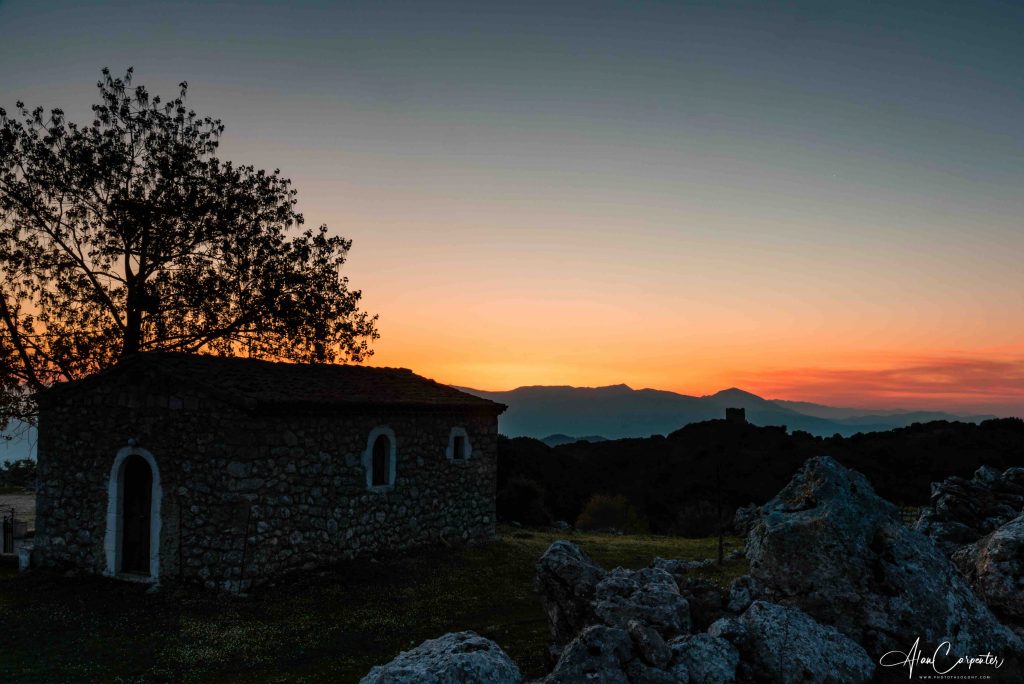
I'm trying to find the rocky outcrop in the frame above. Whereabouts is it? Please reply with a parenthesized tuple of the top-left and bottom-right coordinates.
(543, 625, 634, 683)
(647, 558, 727, 631)
(732, 504, 760, 536)
(536, 541, 694, 647)
(650, 557, 714, 575)
(916, 466, 1024, 553)
(535, 540, 606, 644)
(535, 457, 1023, 682)
(953, 514, 1024, 621)
(627, 620, 673, 669)
(536, 542, 718, 682)
(674, 577, 727, 631)
(360, 631, 521, 684)
(709, 601, 874, 683)
(746, 456, 1023, 658)
(667, 633, 739, 683)
(593, 567, 691, 636)
(725, 575, 766, 615)
(543, 624, 686, 683)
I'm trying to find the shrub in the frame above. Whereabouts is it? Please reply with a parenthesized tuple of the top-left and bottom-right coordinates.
(496, 476, 551, 526)
(575, 494, 648, 534)
(0, 458, 36, 490)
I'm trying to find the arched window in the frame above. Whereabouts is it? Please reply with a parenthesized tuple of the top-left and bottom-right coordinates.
(446, 427, 473, 462)
(371, 435, 390, 487)
(363, 426, 396, 491)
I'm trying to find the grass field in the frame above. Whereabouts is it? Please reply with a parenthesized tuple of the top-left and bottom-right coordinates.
(0, 527, 746, 683)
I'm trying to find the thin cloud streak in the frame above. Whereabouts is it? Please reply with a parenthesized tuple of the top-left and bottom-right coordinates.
(743, 357, 1024, 416)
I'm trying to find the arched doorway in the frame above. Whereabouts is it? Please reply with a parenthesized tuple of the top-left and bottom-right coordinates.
(120, 455, 152, 574)
(104, 445, 162, 580)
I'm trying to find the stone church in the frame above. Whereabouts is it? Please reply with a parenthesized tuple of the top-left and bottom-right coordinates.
(33, 353, 505, 591)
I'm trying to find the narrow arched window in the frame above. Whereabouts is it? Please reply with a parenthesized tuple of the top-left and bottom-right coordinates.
(371, 434, 390, 487)
(446, 427, 472, 462)
(363, 426, 397, 491)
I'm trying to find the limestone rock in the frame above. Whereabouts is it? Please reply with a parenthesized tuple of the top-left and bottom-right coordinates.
(593, 567, 691, 637)
(535, 540, 607, 644)
(916, 465, 1024, 554)
(746, 456, 1023, 658)
(623, 660, 681, 683)
(953, 514, 1024, 620)
(650, 557, 713, 575)
(725, 575, 765, 615)
(667, 633, 739, 684)
(674, 577, 727, 631)
(359, 631, 521, 684)
(544, 624, 688, 684)
(543, 625, 635, 684)
(627, 620, 672, 669)
(732, 503, 760, 536)
(710, 601, 874, 683)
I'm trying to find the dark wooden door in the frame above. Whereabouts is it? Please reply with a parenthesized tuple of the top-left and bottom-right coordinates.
(121, 456, 152, 575)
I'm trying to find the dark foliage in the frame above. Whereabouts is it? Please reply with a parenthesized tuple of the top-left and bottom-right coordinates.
(496, 475, 551, 527)
(575, 494, 647, 534)
(0, 69, 378, 424)
(0, 457, 35, 489)
(498, 418, 1024, 535)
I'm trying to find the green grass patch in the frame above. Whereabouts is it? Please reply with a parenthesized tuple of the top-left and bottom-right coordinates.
(0, 528, 745, 683)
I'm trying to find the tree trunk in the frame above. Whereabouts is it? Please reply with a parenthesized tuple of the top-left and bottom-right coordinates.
(122, 278, 142, 357)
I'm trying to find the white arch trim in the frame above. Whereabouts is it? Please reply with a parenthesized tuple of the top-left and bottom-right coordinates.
(103, 445, 162, 581)
(362, 425, 397, 492)
(445, 426, 473, 461)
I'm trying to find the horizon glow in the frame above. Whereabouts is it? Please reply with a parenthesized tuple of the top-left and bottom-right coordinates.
(2, 0, 1022, 415)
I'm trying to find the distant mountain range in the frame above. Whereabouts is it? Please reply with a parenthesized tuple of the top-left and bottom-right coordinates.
(457, 385, 996, 439)
(539, 434, 609, 448)
(0, 385, 999, 462)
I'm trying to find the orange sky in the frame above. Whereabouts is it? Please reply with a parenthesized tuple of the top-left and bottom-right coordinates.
(333, 189, 1024, 414)
(3, 1, 1023, 416)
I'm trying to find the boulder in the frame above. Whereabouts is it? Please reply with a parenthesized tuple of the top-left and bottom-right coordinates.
(623, 661, 681, 684)
(953, 514, 1024, 621)
(543, 624, 636, 684)
(675, 577, 727, 631)
(725, 575, 766, 615)
(593, 567, 691, 637)
(733, 503, 761, 536)
(647, 558, 726, 631)
(650, 557, 713, 575)
(627, 620, 672, 669)
(746, 456, 1023, 658)
(535, 540, 607, 644)
(667, 633, 739, 684)
(359, 631, 521, 684)
(709, 601, 874, 683)
(916, 465, 1024, 554)
(544, 624, 687, 684)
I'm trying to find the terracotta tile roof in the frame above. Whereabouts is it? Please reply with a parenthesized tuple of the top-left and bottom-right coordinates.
(46, 352, 505, 412)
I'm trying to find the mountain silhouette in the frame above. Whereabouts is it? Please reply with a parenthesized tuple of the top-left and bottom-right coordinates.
(456, 385, 994, 439)
(540, 434, 609, 447)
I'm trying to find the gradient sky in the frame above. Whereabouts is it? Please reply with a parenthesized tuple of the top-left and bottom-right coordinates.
(2, 0, 1023, 414)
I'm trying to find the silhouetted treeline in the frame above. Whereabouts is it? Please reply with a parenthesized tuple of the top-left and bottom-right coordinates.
(496, 418, 1024, 535)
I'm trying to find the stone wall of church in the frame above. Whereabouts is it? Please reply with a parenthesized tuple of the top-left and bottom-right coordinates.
(33, 374, 499, 592)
